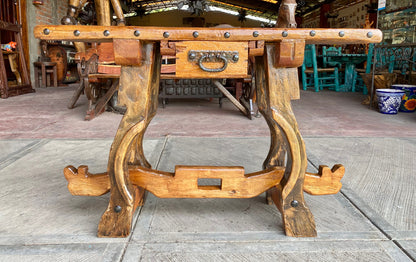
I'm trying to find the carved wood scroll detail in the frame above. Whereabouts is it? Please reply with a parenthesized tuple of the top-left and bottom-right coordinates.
(63, 164, 344, 198)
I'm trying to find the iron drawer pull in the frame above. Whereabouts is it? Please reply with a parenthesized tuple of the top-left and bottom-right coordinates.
(198, 54, 228, 72)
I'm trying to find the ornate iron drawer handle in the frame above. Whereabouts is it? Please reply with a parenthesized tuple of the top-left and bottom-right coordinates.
(188, 50, 239, 73)
(198, 54, 228, 72)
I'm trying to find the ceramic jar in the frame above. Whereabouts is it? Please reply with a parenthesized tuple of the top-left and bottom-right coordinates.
(391, 84, 416, 112)
(376, 89, 405, 114)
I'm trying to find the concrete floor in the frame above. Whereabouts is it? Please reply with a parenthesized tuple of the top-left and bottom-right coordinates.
(0, 84, 415, 261)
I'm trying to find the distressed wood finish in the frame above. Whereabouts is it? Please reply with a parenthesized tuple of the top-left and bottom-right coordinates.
(97, 42, 160, 237)
(175, 41, 248, 78)
(63, 163, 344, 198)
(35, 5, 381, 236)
(274, 40, 305, 68)
(64, 165, 110, 196)
(264, 1, 298, 204)
(256, 44, 316, 237)
(304, 165, 345, 195)
(113, 39, 142, 66)
(130, 165, 285, 198)
(35, 25, 382, 45)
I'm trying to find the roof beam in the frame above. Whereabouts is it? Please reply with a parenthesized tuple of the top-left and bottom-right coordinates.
(210, 0, 280, 14)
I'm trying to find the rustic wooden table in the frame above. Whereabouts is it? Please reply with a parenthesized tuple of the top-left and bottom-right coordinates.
(34, 24, 381, 238)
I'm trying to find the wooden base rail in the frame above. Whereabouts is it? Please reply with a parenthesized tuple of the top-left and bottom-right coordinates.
(64, 164, 345, 198)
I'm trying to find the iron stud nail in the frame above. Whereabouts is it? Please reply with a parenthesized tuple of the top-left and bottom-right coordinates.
(291, 200, 299, 207)
(103, 30, 110, 36)
(134, 30, 140, 37)
(163, 32, 170, 38)
(73, 30, 80, 36)
(193, 31, 199, 38)
(224, 32, 231, 38)
(367, 32, 373, 38)
(189, 52, 196, 60)
(339, 31, 345, 37)
(282, 31, 288, 37)
(114, 205, 122, 213)
(43, 28, 50, 35)
(309, 30, 316, 37)
(253, 31, 259, 37)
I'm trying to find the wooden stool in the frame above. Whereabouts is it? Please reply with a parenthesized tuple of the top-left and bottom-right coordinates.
(34, 61, 58, 88)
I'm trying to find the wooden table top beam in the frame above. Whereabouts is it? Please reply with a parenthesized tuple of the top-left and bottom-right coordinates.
(35, 25, 382, 45)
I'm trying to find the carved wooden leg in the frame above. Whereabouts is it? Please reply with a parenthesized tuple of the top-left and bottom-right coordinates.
(34, 65, 40, 89)
(256, 44, 316, 237)
(263, 122, 286, 205)
(67, 76, 85, 109)
(97, 43, 160, 237)
(128, 132, 152, 168)
(257, 60, 286, 205)
(85, 79, 119, 121)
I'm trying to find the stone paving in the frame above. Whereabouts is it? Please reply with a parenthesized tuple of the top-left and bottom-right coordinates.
(0, 85, 415, 261)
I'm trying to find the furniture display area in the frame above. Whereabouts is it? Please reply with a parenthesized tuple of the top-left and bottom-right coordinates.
(379, 8, 416, 45)
(35, 14, 381, 237)
(374, 43, 416, 84)
(301, 44, 340, 92)
(321, 53, 368, 92)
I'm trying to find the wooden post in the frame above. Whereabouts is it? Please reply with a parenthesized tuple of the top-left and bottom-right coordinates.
(256, 44, 316, 237)
(97, 42, 161, 237)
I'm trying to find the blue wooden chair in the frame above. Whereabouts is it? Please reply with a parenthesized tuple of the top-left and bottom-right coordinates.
(301, 44, 339, 92)
(353, 44, 374, 94)
(322, 46, 342, 68)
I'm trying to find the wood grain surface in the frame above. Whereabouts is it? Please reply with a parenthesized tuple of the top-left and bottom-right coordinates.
(175, 41, 248, 78)
(34, 25, 382, 45)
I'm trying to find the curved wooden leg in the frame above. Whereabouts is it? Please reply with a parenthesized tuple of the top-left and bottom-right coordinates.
(256, 45, 316, 237)
(98, 43, 160, 237)
(257, 67, 286, 206)
(262, 115, 286, 205)
(127, 132, 151, 169)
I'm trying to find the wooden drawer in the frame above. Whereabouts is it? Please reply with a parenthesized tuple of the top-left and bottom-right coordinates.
(175, 41, 248, 79)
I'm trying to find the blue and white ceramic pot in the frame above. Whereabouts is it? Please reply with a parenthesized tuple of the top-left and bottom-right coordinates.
(376, 89, 405, 114)
(391, 84, 416, 113)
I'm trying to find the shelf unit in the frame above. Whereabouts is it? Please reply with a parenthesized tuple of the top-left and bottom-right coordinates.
(379, 5, 416, 44)
(0, 21, 33, 98)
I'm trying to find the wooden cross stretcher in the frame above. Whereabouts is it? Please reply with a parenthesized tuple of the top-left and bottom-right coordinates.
(35, 24, 381, 238)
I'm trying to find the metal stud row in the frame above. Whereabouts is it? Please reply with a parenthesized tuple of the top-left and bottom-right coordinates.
(41, 28, 375, 39)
